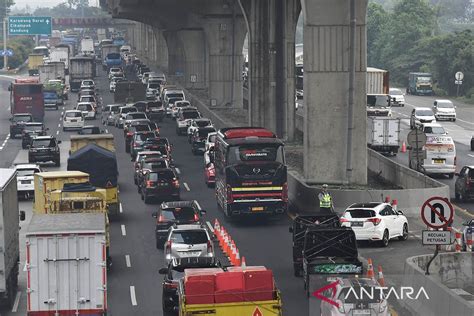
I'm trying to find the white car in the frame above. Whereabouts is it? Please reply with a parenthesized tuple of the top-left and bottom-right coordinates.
(340, 202, 408, 247)
(108, 67, 123, 80)
(146, 81, 161, 100)
(63, 110, 85, 131)
(164, 224, 214, 265)
(171, 100, 191, 118)
(187, 118, 213, 140)
(205, 132, 217, 151)
(176, 108, 201, 135)
(410, 107, 435, 129)
(80, 79, 95, 90)
(15, 163, 41, 199)
(76, 102, 96, 120)
(163, 90, 185, 106)
(79, 95, 98, 111)
(389, 88, 405, 107)
(433, 99, 456, 122)
(419, 122, 447, 136)
(103, 104, 121, 126)
(115, 105, 138, 128)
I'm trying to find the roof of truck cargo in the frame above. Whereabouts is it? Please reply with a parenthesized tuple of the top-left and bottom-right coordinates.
(0, 168, 16, 190)
(36, 171, 89, 178)
(27, 213, 105, 236)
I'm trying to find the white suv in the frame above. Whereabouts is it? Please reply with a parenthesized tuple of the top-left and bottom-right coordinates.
(164, 224, 214, 265)
(340, 202, 408, 247)
(389, 88, 405, 107)
(410, 107, 435, 129)
(63, 110, 85, 131)
(433, 99, 456, 122)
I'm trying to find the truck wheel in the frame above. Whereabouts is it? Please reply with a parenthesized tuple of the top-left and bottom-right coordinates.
(455, 191, 460, 200)
(448, 173, 454, 179)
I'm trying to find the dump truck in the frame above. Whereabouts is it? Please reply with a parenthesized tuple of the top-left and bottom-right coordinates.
(51, 45, 70, 73)
(33, 171, 90, 213)
(38, 62, 66, 83)
(115, 81, 146, 104)
(178, 266, 282, 316)
(69, 134, 115, 155)
(26, 213, 107, 316)
(408, 72, 434, 95)
(28, 54, 44, 76)
(0, 169, 21, 308)
(69, 56, 96, 92)
(67, 144, 120, 217)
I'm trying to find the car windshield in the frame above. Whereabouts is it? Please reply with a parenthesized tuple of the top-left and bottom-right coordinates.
(148, 83, 160, 89)
(227, 144, 284, 164)
(65, 112, 82, 118)
(149, 170, 174, 180)
(16, 168, 40, 177)
(135, 133, 155, 142)
(170, 231, 208, 244)
(83, 80, 93, 85)
(32, 139, 55, 147)
(81, 96, 95, 102)
(128, 113, 146, 120)
(77, 104, 92, 111)
(82, 127, 100, 134)
(111, 68, 121, 73)
(168, 93, 184, 99)
(146, 161, 168, 170)
(161, 207, 196, 221)
(416, 110, 433, 116)
(108, 106, 120, 113)
(346, 209, 376, 218)
(176, 102, 190, 108)
(424, 126, 445, 134)
(389, 89, 402, 95)
(132, 125, 151, 132)
(198, 129, 215, 138)
(208, 135, 216, 143)
(437, 102, 453, 108)
(182, 111, 200, 120)
(121, 107, 137, 114)
(13, 115, 32, 122)
(196, 120, 210, 127)
(367, 95, 390, 107)
(107, 53, 121, 59)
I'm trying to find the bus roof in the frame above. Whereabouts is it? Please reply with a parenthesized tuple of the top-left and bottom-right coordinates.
(218, 127, 276, 140)
(14, 78, 40, 84)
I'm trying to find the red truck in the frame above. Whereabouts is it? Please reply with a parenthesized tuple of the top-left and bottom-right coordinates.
(9, 78, 45, 121)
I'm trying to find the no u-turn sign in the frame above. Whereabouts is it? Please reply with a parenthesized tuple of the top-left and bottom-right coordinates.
(421, 197, 454, 229)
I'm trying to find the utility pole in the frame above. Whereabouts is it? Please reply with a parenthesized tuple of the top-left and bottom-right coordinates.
(2, 0, 8, 71)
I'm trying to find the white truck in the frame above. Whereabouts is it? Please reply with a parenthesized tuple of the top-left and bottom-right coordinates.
(97, 29, 107, 42)
(26, 213, 107, 316)
(0, 169, 21, 308)
(80, 38, 95, 56)
(39, 62, 66, 83)
(367, 117, 400, 155)
(50, 47, 69, 73)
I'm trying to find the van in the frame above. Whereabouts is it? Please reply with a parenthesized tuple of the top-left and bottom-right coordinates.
(409, 135, 456, 178)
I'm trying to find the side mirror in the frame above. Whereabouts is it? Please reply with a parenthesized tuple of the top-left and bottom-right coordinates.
(152, 211, 158, 218)
(158, 268, 168, 275)
(397, 210, 404, 215)
(200, 210, 206, 216)
(19, 211, 26, 221)
(289, 227, 293, 233)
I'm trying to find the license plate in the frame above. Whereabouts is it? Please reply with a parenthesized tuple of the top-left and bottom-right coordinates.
(351, 221, 364, 227)
(21, 180, 30, 184)
(252, 207, 264, 212)
(353, 310, 371, 315)
(71, 120, 77, 122)
(433, 159, 445, 164)
(158, 182, 169, 186)
(181, 251, 200, 257)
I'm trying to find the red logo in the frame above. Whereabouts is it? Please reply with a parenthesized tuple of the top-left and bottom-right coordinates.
(253, 307, 263, 316)
(312, 280, 340, 308)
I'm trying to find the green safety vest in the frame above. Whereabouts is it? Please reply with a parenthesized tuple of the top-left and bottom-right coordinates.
(320, 193, 332, 208)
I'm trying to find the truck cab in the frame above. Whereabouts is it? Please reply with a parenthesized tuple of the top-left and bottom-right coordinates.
(366, 94, 392, 117)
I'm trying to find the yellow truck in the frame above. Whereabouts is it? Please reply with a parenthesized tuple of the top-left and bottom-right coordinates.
(28, 54, 44, 76)
(33, 171, 90, 213)
(69, 134, 115, 154)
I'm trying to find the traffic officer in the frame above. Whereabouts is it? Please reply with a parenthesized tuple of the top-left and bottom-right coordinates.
(318, 184, 334, 214)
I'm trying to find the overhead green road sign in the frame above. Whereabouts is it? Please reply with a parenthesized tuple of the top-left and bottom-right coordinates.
(8, 16, 52, 36)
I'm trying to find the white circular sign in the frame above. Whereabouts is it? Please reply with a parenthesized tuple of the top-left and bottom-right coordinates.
(455, 72, 464, 81)
(421, 197, 454, 229)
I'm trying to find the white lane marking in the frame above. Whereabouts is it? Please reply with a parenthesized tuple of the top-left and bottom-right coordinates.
(184, 182, 190, 191)
(61, 111, 64, 116)
(175, 167, 181, 175)
(456, 118, 474, 125)
(0, 147, 4, 151)
(58, 123, 61, 128)
(121, 224, 127, 236)
(119, 203, 123, 213)
(23, 262, 27, 272)
(6, 134, 9, 139)
(130, 286, 138, 306)
(105, 129, 108, 133)
(11, 291, 21, 312)
(468, 154, 474, 158)
(62, 106, 65, 110)
(125, 255, 131, 268)
(56, 130, 59, 135)
(195, 201, 202, 210)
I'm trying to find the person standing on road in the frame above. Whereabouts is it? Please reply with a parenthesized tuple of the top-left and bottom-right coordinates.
(318, 184, 334, 214)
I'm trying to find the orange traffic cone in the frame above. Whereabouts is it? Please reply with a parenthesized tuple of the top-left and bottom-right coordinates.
(401, 141, 407, 153)
(234, 249, 241, 266)
(377, 265, 385, 286)
(367, 258, 375, 279)
(241, 256, 247, 268)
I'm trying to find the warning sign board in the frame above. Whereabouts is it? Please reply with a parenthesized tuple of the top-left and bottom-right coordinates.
(422, 230, 452, 245)
(421, 197, 454, 229)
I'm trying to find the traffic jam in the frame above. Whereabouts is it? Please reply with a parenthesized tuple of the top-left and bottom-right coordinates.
(1, 31, 473, 316)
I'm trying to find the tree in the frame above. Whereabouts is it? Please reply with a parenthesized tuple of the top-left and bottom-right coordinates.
(367, 3, 389, 66)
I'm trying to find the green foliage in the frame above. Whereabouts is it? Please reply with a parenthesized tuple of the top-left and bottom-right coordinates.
(0, 36, 34, 69)
(33, 2, 108, 18)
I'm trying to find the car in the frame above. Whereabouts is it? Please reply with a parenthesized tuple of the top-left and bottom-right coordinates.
(419, 122, 447, 136)
(21, 122, 48, 149)
(433, 99, 456, 121)
(471, 136, 474, 151)
(410, 107, 435, 129)
(191, 127, 216, 155)
(108, 67, 123, 80)
(455, 166, 474, 201)
(132, 101, 148, 113)
(145, 101, 165, 122)
(205, 132, 217, 152)
(142, 71, 153, 85)
(164, 224, 214, 265)
(146, 81, 161, 100)
(125, 124, 152, 153)
(389, 88, 405, 107)
(80, 79, 95, 90)
(461, 219, 474, 251)
(133, 151, 164, 179)
(130, 131, 158, 159)
(136, 157, 170, 186)
(340, 202, 408, 247)
(320, 277, 389, 316)
(203, 146, 214, 166)
(109, 77, 125, 92)
(123, 119, 151, 135)
(78, 95, 98, 111)
(10, 113, 33, 139)
(159, 257, 221, 313)
(124, 112, 148, 127)
(77, 89, 97, 101)
(115, 106, 138, 128)
(163, 90, 185, 107)
(76, 102, 96, 120)
(187, 118, 213, 142)
(102, 104, 122, 125)
(137, 67, 151, 80)
(140, 168, 180, 203)
(169, 100, 190, 118)
(28, 135, 61, 166)
(78, 126, 102, 135)
(176, 108, 201, 135)
(63, 110, 85, 131)
(14, 163, 42, 199)
(204, 162, 215, 187)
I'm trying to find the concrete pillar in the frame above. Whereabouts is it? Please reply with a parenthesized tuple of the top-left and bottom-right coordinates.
(163, 31, 186, 81)
(203, 15, 246, 108)
(152, 28, 168, 72)
(302, 0, 368, 185)
(177, 29, 207, 90)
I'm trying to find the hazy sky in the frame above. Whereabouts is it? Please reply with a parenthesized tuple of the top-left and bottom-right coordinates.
(13, 0, 98, 9)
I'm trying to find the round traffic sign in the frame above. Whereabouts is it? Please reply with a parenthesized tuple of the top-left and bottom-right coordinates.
(455, 71, 464, 81)
(421, 197, 454, 229)
(407, 129, 427, 148)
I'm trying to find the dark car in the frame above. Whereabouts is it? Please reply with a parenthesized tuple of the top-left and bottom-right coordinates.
(139, 168, 179, 203)
(78, 126, 102, 135)
(146, 101, 165, 122)
(125, 124, 152, 153)
(471, 136, 474, 151)
(28, 136, 61, 166)
(21, 122, 47, 149)
(159, 257, 221, 313)
(191, 127, 216, 155)
(136, 157, 170, 188)
(141, 138, 168, 152)
(133, 101, 148, 113)
(130, 131, 158, 159)
(10, 113, 34, 139)
(152, 200, 206, 248)
(455, 166, 474, 201)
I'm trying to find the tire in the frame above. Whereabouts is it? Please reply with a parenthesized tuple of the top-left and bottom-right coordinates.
(63, 127, 66, 131)
(453, 118, 456, 122)
(448, 173, 454, 179)
(399, 223, 408, 241)
(381, 230, 389, 247)
(144, 194, 150, 204)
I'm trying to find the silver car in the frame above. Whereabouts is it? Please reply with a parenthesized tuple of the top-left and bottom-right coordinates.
(102, 104, 121, 126)
(164, 224, 214, 265)
(14, 163, 42, 199)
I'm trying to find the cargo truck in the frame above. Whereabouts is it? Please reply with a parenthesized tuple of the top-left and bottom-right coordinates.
(367, 67, 389, 94)
(80, 38, 95, 56)
(69, 134, 115, 154)
(27, 54, 44, 76)
(97, 29, 107, 43)
(101, 44, 120, 70)
(69, 56, 96, 92)
(0, 169, 21, 308)
(366, 117, 400, 155)
(114, 81, 146, 103)
(52, 44, 71, 73)
(408, 72, 434, 95)
(9, 78, 45, 122)
(38, 62, 66, 83)
(26, 213, 107, 316)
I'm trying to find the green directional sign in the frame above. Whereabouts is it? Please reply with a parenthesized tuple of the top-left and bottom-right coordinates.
(8, 16, 52, 36)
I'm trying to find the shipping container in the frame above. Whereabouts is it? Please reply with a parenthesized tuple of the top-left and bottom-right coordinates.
(69, 134, 116, 154)
(33, 171, 90, 213)
(367, 67, 389, 95)
(26, 213, 107, 316)
(38, 63, 66, 84)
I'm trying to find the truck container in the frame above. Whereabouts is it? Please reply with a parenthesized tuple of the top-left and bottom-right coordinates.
(408, 72, 433, 95)
(101, 45, 120, 69)
(70, 134, 115, 155)
(9, 78, 44, 122)
(48, 37, 61, 47)
(33, 171, 90, 213)
(114, 81, 146, 103)
(28, 54, 44, 76)
(366, 117, 400, 155)
(53, 44, 72, 72)
(80, 38, 95, 55)
(69, 56, 95, 92)
(97, 29, 107, 43)
(26, 213, 107, 316)
(367, 67, 389, 94)
(38, 63, 65, 84)
(0, 169, 20, 308)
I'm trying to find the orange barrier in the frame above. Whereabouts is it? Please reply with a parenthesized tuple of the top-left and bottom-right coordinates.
(367, 258, 375, 279)
(377, 265, 385, 286)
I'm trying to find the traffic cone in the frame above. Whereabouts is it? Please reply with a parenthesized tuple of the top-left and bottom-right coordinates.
(214, 219, 220, 234)
(446, 227, 453, 251)
(401, 141, 407, 153)
(391, 199, 398, 212)
(234, 249, 241, 266)
(241, 256, 247, 268)
(367, 258, 375, 279)
(455, 231, 462, 253)
(466, 236, 473, 252)
(377, 265, 385, 286)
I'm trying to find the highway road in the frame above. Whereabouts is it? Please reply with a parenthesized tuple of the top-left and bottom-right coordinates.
(0, 69, 471, 315)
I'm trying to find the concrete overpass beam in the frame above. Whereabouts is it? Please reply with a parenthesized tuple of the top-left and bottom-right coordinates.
(302, 0, 368, 185)
(152, 28, 168, 72)
(178, 29, 207, 90)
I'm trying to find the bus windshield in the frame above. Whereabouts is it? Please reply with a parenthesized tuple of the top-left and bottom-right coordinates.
(15, 85, 42, 95)
(227, 144, 284, 164)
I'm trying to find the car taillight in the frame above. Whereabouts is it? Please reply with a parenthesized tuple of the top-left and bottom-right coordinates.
(226, 185, 233, 203)
(146, 180, 155, 188)
(367, 218, 382, 226)
(172, 179, 179, 188)
(163, 282, 178, 290)
(133, 143, 141, 148)
(193, 213, 199, 222)
(207, 241, 213, 254)
(165, 241, 172, 254)
(340, 218, 349, 223)
(157, 214, 165, 223)
(282, 182, 288, 203)
(127, 132, 133, 136)
(466, 178, 471, 187)
(209, 167, 215, 176)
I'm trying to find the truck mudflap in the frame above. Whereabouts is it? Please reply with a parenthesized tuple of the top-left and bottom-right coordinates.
(107, 202, 119, 218)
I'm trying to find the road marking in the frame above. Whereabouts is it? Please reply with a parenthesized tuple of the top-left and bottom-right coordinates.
(58, 123, 61, 128)
(121, 224, 127, 236)
(56, 130, 59, 135)
(61, 111, 64, 116)
(105, 129, 108, 133)
(175, 167, 181, 175)
(119, 203, 123, 213)
(130, 286, 138, 306)
(456, 118, 474, 125)
(125, 255, 131, 268)
(184, 182, 190, 191)
(23, 262, 27, 272)
(468, 154, 474, 158)
(6, 134, 9, 140)
(0, 147, 4, 151)
(11, 291, 21, 312)
(195, 201, 202, 210)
